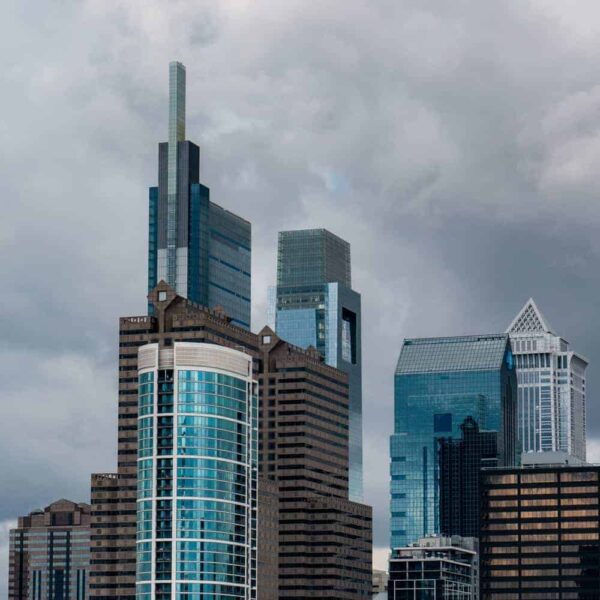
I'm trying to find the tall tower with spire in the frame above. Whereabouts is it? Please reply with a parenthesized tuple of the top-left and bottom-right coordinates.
(148, 61, 251, 329)
(507, 298, 588, 461)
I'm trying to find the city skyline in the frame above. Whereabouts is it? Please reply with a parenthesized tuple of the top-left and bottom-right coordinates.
(4, 1, 600, 589)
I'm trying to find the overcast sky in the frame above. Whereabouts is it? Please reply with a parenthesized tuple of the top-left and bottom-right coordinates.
(3, 0, 600, 584)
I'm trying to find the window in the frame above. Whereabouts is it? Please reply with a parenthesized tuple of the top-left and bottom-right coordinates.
(262, 335, 272, 344)
(434, 413, 452, 433)
(158, 291, 167, 301)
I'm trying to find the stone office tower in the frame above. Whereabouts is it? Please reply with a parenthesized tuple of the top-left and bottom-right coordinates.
(268, 229, 363, 501)
(9, 500, 90, 600)
(89, 283, 260, 599)
(507, 298, 588, 461)
(148, 62, 251, 329)
(257, 327, 372, 599)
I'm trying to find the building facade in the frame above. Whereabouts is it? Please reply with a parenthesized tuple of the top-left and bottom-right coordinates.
(387, 536, 478, 600)
(390, 335, 518, 548)
(90, 282, 260, 599)
(148, 62, 251, 329)
(257, 327, 372, 599)
(480, 465, 600, 599)
(257, 477, 279, 600)
(268, 228, 363, 501)
(438, 416, 499, 538)
(507, 298, 587, 461)
(9, 500, 90, 600)
(134, 342, 257, 599)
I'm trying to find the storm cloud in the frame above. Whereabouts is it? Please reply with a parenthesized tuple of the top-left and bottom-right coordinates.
(2, 0, 600, 583)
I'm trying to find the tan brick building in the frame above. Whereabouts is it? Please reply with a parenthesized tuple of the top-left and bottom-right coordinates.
(89, 282, 371, 599)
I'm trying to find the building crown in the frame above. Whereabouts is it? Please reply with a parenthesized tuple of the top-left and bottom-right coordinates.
(506, 298, 555, 335)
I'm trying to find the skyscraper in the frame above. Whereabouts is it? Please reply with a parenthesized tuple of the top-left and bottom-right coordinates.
(135, 342, 257, 600)
(390, 334, 517, 548)
(507, 298, 588, 461)
(9, 500, 90, 600)
(257, 327, 372, 598)
(90, 283, 260, 599)
(268, 228, 363, 501)
(148, 62, 251, 329)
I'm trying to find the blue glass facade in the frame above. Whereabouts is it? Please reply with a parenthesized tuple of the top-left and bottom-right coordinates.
(136, 343, 257, 600)
(269, 229, 363, 501)
(390, 335, 517, 548)
(148, 62, 251, 329)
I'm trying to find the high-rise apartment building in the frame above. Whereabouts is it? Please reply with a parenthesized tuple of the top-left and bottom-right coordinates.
(9, 499, 90, 600)
(480, 465, 600, 599)
(135, 342, 257, 599)
(148, 62, 251, 329)
(387, 536, 479, 600)
(390, 334, 517, 548)
(268, 228, 363, 501)
(257, 327, 372, 599)
(90, 282, 259, 599)
(507, 298, 587, 461)
(438, 416, 499, 538)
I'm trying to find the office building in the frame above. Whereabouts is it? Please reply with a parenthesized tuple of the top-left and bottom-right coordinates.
(438, 416, 499, 538)
(257, 477, 279, 600)
(135, 342, 257, 599)
(507, 298, 587, 461)
(390, 334, 518, 548)
(257, 327, 372, 599)
(9, 499, 90, 600)
(90, 282, 260, 599)
(268, 228, 363, 501)
(480, 465, 600, 599)
(387, 536, 478, 600)
(148, 61, 251, 329)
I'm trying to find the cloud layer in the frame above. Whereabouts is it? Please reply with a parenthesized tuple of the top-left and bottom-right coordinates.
(2, 0, 600, 581)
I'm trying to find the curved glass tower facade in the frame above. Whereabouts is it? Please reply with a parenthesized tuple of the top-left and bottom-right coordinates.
(135, 342, 257, 600)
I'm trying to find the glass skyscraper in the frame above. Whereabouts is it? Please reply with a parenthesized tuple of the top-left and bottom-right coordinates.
(507, 298, 588, 461)
(148, 62, 251, 329)
(390, 334, 517, 549)
(135, 342, 257, 600)
(268, 229, 363, 501)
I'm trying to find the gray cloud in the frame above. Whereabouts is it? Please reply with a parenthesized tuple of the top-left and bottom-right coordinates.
(2, 0, 600, 586)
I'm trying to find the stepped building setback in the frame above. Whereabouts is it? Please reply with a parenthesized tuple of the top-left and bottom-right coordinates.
(148, 61, 251, 329)
(268, 228, 364, 501)
(89, 283, 260, 599)
(90, 282, 372, 599)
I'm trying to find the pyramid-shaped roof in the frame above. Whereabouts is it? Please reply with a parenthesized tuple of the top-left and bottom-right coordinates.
(506, 298, 555, 335)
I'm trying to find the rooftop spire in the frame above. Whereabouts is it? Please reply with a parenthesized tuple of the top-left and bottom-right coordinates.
(168, 61, 186, 144)
(506, 298, 555, 335)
